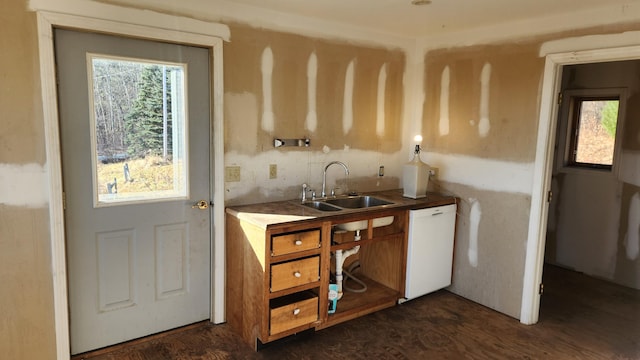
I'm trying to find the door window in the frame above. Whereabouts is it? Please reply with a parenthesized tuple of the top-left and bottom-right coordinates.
(88, 55, 188, 206)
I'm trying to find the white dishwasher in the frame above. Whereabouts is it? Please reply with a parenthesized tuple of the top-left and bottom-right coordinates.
(404, 203, 457, 300)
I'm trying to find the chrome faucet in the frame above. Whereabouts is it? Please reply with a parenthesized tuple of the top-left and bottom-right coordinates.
(322, 161, 349, 198)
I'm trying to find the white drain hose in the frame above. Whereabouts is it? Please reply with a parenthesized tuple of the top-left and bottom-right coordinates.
(335, 230, 361, 300)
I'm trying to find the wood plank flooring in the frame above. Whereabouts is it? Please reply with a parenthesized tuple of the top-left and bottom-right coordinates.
(72, 264, 640, 359)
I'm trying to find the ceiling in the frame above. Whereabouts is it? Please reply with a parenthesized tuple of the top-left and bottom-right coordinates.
(207, 0, 640, 38)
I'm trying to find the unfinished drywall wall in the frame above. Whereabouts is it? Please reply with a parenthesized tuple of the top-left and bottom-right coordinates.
(224, 24, 406, 205)
(421, 23, 640, 319)
(0, 1, 57, 358)
(421, 42, 544, 319)
(445, 183, 530, 317)
(424, 43, 543, 162)
(545, 61, 640, 290)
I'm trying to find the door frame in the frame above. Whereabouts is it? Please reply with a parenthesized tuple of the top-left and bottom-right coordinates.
(34, 5, 229, 358)
(520, 31, 640, 325)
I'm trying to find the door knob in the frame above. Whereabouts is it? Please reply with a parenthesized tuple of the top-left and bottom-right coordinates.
(192, 200, 209, 210)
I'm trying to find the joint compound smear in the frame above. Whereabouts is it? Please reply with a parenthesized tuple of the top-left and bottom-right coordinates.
(376, 63, 387, 137)
(625, 192, 640, 260)
(343, 60, 355, 135)
(468, 198, 481, 267)
(306, 52, 318, 132)
(478, 62, 491, 138)
(0, 163, 48, 208)
(261, 46, 274, 132)
(439, 66, 450, 136)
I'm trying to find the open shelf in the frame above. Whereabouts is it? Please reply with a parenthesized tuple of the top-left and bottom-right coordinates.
(319, 275, 400, 329)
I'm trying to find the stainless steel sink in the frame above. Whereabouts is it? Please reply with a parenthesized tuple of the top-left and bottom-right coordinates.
(324, 195, 393, 209)
(301, 200, 342, 211)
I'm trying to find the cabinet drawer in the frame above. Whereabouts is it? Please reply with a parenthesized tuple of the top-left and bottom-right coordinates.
(271, 230, 320, 256)
(270, 296, 318, 335)
(270, 256, 320, 292)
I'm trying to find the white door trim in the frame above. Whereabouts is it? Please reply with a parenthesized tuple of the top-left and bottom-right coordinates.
(520, 32, 640, 325)
(35, 7, 228, 358)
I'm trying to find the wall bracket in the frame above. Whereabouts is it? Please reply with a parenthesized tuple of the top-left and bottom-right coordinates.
(274, 138, 310, 147)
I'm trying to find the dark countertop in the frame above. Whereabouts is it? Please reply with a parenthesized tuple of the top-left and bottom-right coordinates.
(226, 189, 457, 229)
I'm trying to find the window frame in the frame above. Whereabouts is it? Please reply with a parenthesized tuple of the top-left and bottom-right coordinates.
(556, 88, 627, 176)
(86, 53, 191, 207)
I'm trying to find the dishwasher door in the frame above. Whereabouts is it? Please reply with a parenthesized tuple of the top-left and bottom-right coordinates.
(405, 204, 457, 300)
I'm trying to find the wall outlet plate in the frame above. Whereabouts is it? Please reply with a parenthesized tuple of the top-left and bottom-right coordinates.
(269, 164, 277, 179)
(225, 166, 241, 182)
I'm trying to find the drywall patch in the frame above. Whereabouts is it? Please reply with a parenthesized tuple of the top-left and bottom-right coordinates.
(619, 150, 640, 187)
(224, 91, 259, 154)
(624, 192, 640, 260)
(376, 63, 387, 137)
(478, 62, 492, 138)
(468, 198, 481, 267)
(422, 152, 534, 194)
(261, 46, 274, 132)
(343, 60, 355, 135)
(306, 51, 318, 132)
(223, 148, 403, 205)
(0, 163, 48, 208)
(439, 66, 450, 136)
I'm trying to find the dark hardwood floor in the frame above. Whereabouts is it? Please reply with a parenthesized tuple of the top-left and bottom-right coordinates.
(73, 265, 640, 359)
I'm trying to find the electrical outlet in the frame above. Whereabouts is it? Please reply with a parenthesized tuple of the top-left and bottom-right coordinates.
(269, 164, 277, 179)
(225, 166, 241, 182)
(429, 167, 439, 178)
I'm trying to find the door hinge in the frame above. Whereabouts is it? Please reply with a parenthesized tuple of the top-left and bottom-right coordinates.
(547, 190, 553, 203)
(557, 92, 563, 105)
(539, 283, 544, 295)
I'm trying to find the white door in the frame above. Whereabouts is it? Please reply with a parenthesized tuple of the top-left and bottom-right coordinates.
(55, 29, 212, 354)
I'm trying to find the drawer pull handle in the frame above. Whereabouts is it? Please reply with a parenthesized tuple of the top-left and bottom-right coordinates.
(294, 239, 303, 246)
(293, 271, 301, 278)
(293, 308, 301, 316)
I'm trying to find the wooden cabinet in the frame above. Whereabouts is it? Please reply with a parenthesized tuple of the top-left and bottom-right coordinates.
(226, 217, 330, 349)
(226, 207, 409, 350)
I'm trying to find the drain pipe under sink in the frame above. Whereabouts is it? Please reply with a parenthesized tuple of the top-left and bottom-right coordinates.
(335, 229, 361, 300)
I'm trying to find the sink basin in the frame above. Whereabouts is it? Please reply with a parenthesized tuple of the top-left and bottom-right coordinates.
(301, 201, 342, 212)
(325, 195, 393, 209)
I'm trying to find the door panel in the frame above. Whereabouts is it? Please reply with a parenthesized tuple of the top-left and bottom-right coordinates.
(55, 29, 211, 354)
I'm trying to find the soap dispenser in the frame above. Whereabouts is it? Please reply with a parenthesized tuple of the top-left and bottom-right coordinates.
(403, 136, 430, 199)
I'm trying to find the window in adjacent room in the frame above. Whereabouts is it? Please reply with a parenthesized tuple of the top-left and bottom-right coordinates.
(559, 89, 625, 172)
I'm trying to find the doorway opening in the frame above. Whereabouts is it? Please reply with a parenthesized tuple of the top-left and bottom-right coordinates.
(522, 36, 640, 325)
